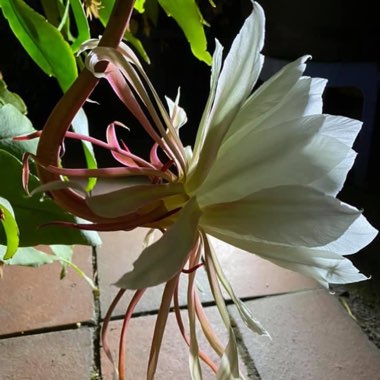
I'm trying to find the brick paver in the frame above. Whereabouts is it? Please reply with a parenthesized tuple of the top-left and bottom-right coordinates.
(235, 289, 380, 380)
(1, 231, 379, 380)
(0, 245, 94, 337)
(0, 327, 94, 380)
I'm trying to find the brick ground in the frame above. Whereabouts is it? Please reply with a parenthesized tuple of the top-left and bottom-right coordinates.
(1, 230, 379, 380)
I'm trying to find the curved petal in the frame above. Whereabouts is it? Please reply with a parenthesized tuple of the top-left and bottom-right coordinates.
(225, 77, 326, 149)
(188, 1, 265, 191)
(318, 115, 361, 148)
(319, 213, 378, 255)
(206, 1, 264, 131)
(86, 182, 185, 218)
(191, 40, 223, 168)
(115, 198, 202, 289)
(226, 55, 310, 138)
(201, 185, 361, 248)
(310, 150, 357, 196)
(203, 229, 371, 288)
(195, 115, 351, 206)
(309, 115, 361, 195)
(165, 89, 188, 130)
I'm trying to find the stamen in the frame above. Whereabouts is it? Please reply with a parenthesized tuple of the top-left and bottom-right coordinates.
(13, 131, 41, 140)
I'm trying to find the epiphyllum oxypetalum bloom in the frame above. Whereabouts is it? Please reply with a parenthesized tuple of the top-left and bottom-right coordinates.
(72, 2, 377, 291)
(30, 1, 376, 379)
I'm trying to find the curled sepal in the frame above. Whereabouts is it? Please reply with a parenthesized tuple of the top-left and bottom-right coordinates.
(115, 198, 202, 289)
(106, 122, 139, 167)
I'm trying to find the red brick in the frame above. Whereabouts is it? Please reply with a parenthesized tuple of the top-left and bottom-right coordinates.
(0, 245, 94, 336)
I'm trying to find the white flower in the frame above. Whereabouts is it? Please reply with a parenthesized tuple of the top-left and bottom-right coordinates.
(109, 2, 377, 291)
(35, 2, 378, 378)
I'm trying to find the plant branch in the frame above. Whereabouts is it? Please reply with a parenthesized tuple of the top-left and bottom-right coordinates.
(36, 0, 136, 221)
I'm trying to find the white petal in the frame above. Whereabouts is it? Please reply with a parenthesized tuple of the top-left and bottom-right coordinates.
(86, 183, 184, 218)
(318, 115, 361, 148)
(319, 213, 378, 255)
(165, 88, 188, 130)
(195, 115, 351, 205)
(223, 76, 326, 149)
(207, 1, 264, 133)
(201, 186, 361, 248)
(188, 1, 265, 191)
(115, 198, 202, 289)
(310, 150, 357, 195)
(191, 40, 223, 167)
(306, 115, 361, 195)
(222, 55, 310, 142)
(203, 229, 370, 287)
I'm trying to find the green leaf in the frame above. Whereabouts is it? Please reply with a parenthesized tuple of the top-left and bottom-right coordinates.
(0, 0, 77, 91)
(0, 103, 38, 160)
(158, 0, 211, 64)
(0, 149, 101, 247)
(0, 244, 97, 289)
(135, 0, 146, 13)
(0, 78, 27, 114)
(0, 77, 38, 161)
(50, 244, 73, 262)
(0, 197, 20, 260)
(69, 0, 91, 53)
(72, 108, 97, 191)
(0, 245, 54, 266)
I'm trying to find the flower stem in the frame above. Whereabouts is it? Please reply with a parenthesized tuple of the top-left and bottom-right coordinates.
(36, 0, 136, 220)
(146, 275, 179, 380)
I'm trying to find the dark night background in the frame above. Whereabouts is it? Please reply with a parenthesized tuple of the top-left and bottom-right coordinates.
(1, 0, 379, 342)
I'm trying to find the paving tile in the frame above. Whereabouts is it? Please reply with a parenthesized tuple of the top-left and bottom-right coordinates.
(100, 307, 232, 380)
(97, 229, 318, 318)
(0, 245, 94, 336)
(233, 289, 380, 380)
(0, 327, 94, 380)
